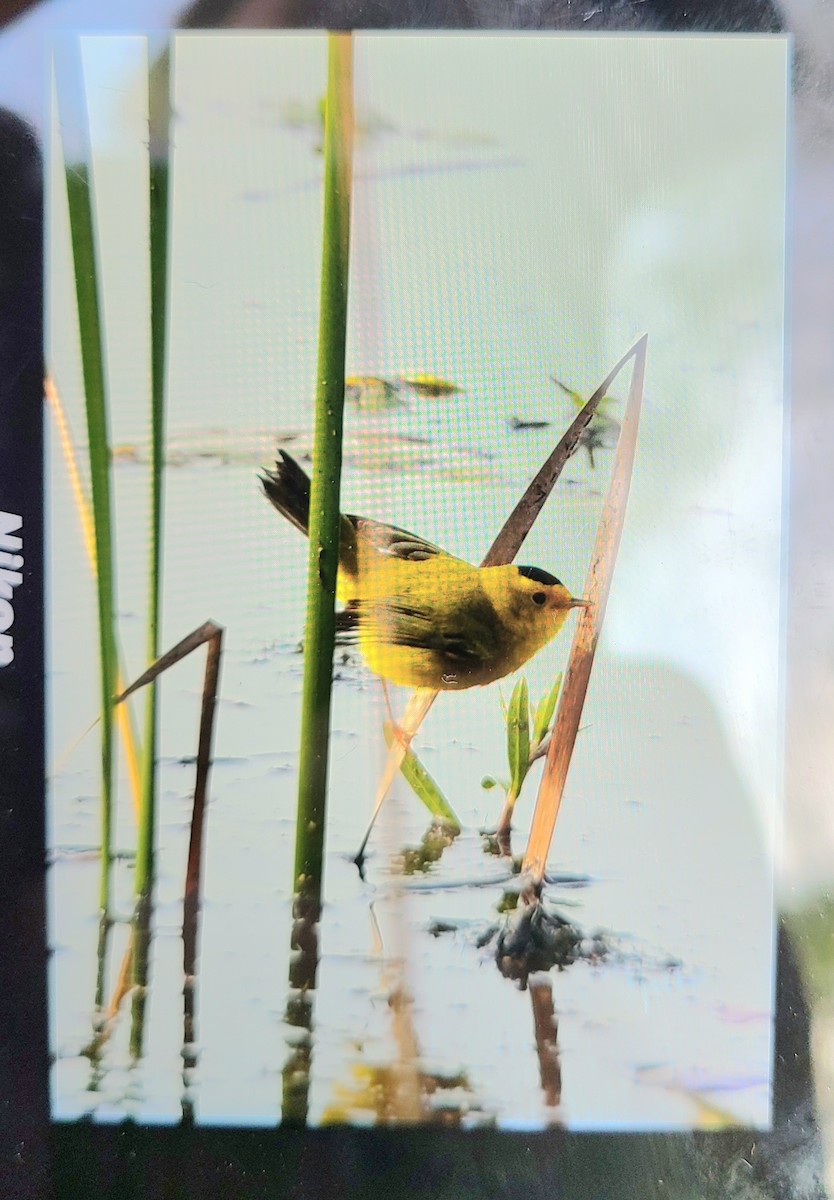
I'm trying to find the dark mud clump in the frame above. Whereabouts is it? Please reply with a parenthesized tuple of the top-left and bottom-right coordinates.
(490, 901, 610, 988)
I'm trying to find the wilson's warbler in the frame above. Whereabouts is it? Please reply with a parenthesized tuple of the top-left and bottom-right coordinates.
(261, 451, 587, 691)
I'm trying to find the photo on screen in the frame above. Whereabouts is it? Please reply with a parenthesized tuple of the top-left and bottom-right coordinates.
(46, 32, 788, 1130)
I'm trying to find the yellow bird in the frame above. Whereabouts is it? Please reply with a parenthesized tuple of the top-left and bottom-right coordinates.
(261, 451, 587, 692)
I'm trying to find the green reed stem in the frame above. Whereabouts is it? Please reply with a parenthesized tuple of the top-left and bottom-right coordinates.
(135, 48, 171, 902)
(64, 160, 117, 916)
(293, 33, 355, 901)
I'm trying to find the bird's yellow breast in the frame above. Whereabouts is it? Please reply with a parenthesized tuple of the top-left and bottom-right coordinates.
(342, 554, 567, 691)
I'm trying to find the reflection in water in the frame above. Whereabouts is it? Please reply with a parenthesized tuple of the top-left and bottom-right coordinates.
(384, 982, 423, 1123)
(182, 882, 200, 1125)
(396, 822, 461, 875)
(529, 975, 562, 1115)
(94, 914, 110, 1011)
(76, 833, 208, 1122)
(82, 922, 132, 1105)
(129, 894, 152, 1061)
(282, 892, 320, 1125)
(321, 905, 481, 1126)
(321, 1049, 478, 1126)
(81, 915, 113, 1101)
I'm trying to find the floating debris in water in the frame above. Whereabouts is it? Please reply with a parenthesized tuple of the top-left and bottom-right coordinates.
(395, 822, 461, 875)
(509, 415, 550, 431)
(320, 1054, 487, 1126)
(398, 373, 461, 397)
(551, 375, 621, 470)
(278, 97, 395, 147)
(551, 375, 619, 417)
(278, 95, 326, 135)
(108, 426, 497, 481)
(345, 375, 404, 410)
(427, 918, 460, 936)
(576, 416, 620, 470)
(542, 869, 594, 889)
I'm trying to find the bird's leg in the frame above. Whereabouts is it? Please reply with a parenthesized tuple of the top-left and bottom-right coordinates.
(382, 679, 410, 749)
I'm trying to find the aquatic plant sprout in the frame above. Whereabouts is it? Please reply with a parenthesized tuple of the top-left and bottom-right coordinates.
(487, 672, 563, 837)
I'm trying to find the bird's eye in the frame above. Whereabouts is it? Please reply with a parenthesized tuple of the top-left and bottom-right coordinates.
(532, 592, 547, 606)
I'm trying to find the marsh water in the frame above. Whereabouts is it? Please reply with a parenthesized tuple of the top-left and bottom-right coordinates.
(47, 35, 786, 1130)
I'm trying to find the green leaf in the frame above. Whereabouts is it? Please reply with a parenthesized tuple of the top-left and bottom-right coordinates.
(506, 676, 530, 798)
(63, 157, 117, 915)
(384, 724, 461, 830)
(553, 375, 618, 417)
(136, 60, 172, 903)
(533, 672, 563, 746)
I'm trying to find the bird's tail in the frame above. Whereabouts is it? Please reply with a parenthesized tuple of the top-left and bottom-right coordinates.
(262, 449, 361, 590)
(260, 450, 312, 537)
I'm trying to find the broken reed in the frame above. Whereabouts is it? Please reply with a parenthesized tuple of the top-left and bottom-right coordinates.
(293, 32, 355, 901)
(112, 620, 224, 1058)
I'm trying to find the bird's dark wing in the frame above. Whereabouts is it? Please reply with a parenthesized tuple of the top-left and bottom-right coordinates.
(356, 597, 497, 667)
(346, 514, 464, 564)
(261, 450, 456, 574)
(334, 605, 360, 643)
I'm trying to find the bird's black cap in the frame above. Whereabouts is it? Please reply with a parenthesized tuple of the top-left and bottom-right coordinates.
(517, 565, 562, 587)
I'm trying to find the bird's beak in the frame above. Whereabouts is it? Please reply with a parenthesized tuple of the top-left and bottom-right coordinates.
(569, 596, 591, 609)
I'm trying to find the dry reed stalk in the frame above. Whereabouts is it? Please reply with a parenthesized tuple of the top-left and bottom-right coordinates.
(522, 335, 647, 888)
(115, 619, 224, 1056)
(45, 375, 143, 817)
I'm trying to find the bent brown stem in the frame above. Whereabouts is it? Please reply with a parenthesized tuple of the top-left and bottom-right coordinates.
(113, 620, 224, 1062)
